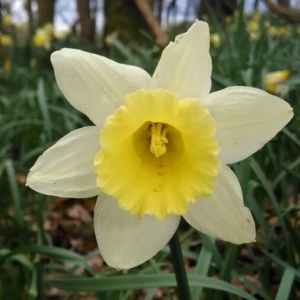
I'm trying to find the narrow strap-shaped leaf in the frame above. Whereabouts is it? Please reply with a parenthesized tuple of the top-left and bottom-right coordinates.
(191, 236, 214, 300)
(275, 268, 295, 300)
(46, 274, 257, 300)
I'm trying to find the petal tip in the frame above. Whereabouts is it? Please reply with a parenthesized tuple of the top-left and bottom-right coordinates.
(194, 19, 209, 27)
(193, 19, 209, 34)
(25, 172, 39, 189)
(234, 232, 256, 245)
(25, 172, 32, 186)
(50, 48, 79, 63)
(50, 50, 62, 62)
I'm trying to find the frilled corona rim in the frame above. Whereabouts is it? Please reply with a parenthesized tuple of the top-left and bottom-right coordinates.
(93, 89, 221, 220)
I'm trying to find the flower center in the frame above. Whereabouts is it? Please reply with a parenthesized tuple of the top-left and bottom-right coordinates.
(150, 122, 168, 158)
(94, 89, 220, 220)
(132, 121, 184, 167)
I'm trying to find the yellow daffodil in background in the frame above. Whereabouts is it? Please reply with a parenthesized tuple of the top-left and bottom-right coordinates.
(265, 70, 291, 96)
(210, 33, 221, 48)
(0, 34, 12, 46)
(2, 14, 11, 26)
(33, 30, 48, 47)
(268, 26, 291, 38)
(26, 21, 293, 270)
(246, 13, 261, 41)
(33, 22, 53, 50)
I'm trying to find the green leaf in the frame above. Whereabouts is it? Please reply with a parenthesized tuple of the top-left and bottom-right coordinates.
(191, 236, 215, 300)
(275, 268, 295, 300)
(250, 158, 287, 234)
(262, 251, 300, 280)
(4, 159, 23, 228)
(46, 274, 257, 300)
(231, 271, 273, 300)
(282, 128, 300, 148)
(37, 78, 52, 141)
(211, 73, 236, 88)
(2, 245, 89, 270)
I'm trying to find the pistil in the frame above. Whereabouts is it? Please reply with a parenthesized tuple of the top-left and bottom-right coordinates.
(150, 122, 168, 158)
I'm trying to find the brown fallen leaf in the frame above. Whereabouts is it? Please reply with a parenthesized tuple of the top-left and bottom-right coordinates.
(67, 204, 92, 222)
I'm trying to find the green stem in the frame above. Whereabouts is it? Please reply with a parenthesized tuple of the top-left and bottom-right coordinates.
(169, 230, 192, 300)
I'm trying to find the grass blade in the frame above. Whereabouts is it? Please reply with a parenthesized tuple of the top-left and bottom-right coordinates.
(262, 251, 300, 280)
(191, 236, 214, 300)
(4, 159, 23, 228)
(250, 158, 287, 234)
(231, 271, 273, 300)
(275, 268, 295, 300)
(46, 274, 257, 300)
(2, 245, 90, 271)
(37, 78, 52, 141)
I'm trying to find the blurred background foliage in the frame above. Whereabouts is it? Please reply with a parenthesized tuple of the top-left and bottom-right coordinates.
(0, 0, 300, 299)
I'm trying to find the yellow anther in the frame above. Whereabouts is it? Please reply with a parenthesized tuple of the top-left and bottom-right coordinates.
(150, 122, 168, 158)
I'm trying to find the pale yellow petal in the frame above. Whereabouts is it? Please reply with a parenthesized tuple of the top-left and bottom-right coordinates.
(51, 49, 151, 126)
(94, 193, 180, 269)
(184, 164, 256, 244)
(26, 126, 100, 198)
(150, 20, 212, 101)
(205, 87, 293, 164)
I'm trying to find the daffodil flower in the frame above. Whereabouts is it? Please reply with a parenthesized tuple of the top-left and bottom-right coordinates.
(0, 34, 12, 46)
(33, 23, 53, 50)
(210, 33, 221, 47)
(3, 14, 12, 27)
(26, 20, 293, 269)
(265, 70, 290, 96)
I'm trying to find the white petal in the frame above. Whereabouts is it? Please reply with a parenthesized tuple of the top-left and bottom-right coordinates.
(205, 87, 293, 164)
(150, 20, 212, 100)
(184, 164, 255, 244)
(94, 193, 180, 269)
(51, 49, 151, 126)
(26, 126, 100, 198)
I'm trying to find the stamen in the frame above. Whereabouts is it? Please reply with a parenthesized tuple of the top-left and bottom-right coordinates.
(150, 122, 168, 158)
